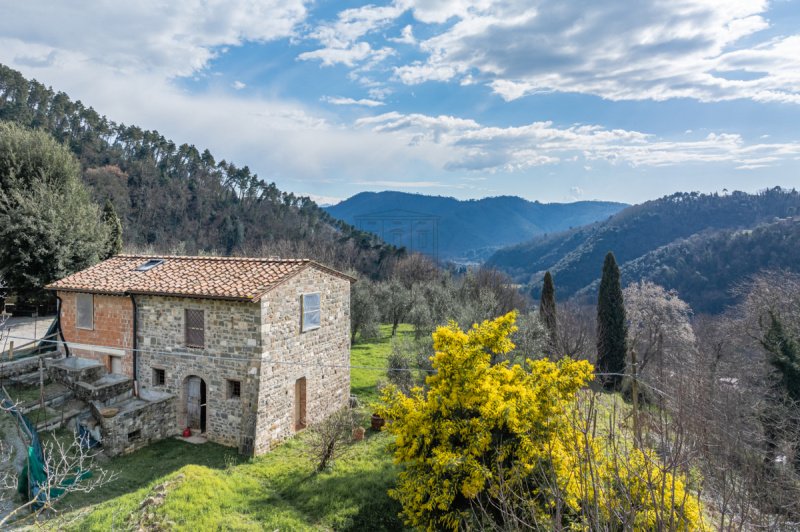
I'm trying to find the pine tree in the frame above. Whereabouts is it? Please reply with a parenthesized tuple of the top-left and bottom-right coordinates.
(596, 252, 627, 389)
(101, 199, 123, 258)
(539, 271, 557, 350)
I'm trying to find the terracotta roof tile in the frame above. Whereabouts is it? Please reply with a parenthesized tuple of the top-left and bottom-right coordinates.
(45, 255, 355, 302)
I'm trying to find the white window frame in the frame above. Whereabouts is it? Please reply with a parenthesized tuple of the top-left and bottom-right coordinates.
(76, 293, 94, 330)
(301, 293, 321, 332)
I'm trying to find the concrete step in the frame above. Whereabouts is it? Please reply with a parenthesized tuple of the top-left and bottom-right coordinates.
(7, 370, 42, 386)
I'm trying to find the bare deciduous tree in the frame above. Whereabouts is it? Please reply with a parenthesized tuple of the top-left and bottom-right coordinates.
(305, 407, 362, 472)
(0, 405, 117, 526)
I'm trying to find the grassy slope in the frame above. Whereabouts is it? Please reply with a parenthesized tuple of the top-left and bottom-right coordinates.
(51, 327, 410, 531)
(349, 323, 414, 405)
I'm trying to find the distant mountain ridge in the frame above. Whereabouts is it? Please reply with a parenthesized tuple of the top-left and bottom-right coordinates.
(487, 188, 800, 313)
(325, 191, 627, 262)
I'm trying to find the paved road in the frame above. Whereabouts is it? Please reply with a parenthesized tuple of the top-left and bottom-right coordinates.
(1, 316, 56, 356)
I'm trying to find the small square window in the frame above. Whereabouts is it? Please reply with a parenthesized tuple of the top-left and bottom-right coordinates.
(301, 293, 320, 332)
(227, 379, 241, 399)
(127, 429, 141, 442)
(76, 293, 94, 330)
(153, 368, 165, 386)
(185, 309, 205, 348)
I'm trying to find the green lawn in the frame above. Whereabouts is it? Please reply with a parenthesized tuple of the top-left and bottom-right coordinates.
(350, 323, 414, 405)
(41, 328, 408, 531)
(5, 383, 43, 406)
(55, 431, 403, 531)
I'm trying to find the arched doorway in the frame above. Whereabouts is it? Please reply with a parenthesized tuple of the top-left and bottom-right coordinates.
(184, 375, 207, 433)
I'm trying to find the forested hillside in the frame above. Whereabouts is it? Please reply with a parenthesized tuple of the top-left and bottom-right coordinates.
(326, 191, 626, 262)
(0, 64, 398, 277)
(487, 189, 800, 312)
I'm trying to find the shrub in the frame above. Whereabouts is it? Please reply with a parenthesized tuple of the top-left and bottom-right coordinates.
(379, 311, 703, 530)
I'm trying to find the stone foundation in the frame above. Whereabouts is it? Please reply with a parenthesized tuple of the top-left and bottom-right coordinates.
(92, 390, 176, 456)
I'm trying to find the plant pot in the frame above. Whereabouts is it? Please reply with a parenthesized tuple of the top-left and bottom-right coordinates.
(371, 413, 385, 431)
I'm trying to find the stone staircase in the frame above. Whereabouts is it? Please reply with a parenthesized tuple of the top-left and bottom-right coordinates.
(44, 356, 175, 456)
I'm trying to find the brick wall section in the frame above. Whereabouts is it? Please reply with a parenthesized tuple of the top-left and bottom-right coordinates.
(57, 291, 134, 375)
(135, 295, 261, 450)
(254, 267, 351, 454)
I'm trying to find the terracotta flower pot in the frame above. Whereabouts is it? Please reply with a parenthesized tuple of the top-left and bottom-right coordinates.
(371, 413, 385, 431)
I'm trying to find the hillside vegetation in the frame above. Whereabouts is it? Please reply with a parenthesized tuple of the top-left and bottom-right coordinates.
(0, 64, 398, 278)
(487, 188, 800, 312)
(326, 191, 626, 262)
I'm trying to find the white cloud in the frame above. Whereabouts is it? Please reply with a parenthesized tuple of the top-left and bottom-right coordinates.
(299, 42, 380, 67)
(232, 80, 247, 90)
(351, 180, 449, 188)
(356, 112, 800, 172)
(299, 3, 405, 67)
(305, 193, 344, 206)
(389, 25, 417, 45)
(0, 0, 307, 78)
(388, 0, 800, 104)
(321, 96, 385, 107)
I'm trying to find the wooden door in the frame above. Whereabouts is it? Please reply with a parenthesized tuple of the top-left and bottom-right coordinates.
(294, 377, 307, 431)
(187, 376, 202, 430)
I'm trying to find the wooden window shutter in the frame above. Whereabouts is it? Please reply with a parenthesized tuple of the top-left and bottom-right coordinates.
(185, 309, 205, 348)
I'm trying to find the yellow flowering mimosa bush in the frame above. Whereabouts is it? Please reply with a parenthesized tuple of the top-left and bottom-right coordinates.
(379, 311, 703, 531)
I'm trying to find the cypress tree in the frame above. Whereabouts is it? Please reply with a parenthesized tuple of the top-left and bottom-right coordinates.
(102, 199, 123, 258)
(760, 311, 800, 403)
(539, 271, 557, 350)
(596, 252, 627, 390)
(759, 311, 800, 470)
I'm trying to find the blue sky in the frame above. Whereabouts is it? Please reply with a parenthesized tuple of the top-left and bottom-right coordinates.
(1, 0, 800, 205)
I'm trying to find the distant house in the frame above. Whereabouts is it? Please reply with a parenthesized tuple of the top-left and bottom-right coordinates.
(46, 255, 353, 456)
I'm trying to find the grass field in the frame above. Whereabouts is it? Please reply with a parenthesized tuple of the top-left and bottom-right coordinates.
(350, 323, 414, 404)
(45, 326, 409, 531)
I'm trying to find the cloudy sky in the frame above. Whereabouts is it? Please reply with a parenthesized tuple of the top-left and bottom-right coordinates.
(1, 0, 799, 204)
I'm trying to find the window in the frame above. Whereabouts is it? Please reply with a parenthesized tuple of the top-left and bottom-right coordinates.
(76, 293, 94, 330)
(127, 429, 141, 442)
(135, 259, 164, 271)
(185, 309, 205, 348)
(153, 368, 166, 386)
(301, 293, 321, 332)
(227, 379, 241, 399)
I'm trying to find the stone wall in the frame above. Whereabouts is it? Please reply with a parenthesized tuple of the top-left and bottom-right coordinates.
(0, 352, 61, 380)
(48, 357, 105, 387)
(57, 292, 134, 375)
(92, 392, 176, 456)
(73, 374, 133, 404)
(253, 266, 351, 454)
(135, 295, 261, 451)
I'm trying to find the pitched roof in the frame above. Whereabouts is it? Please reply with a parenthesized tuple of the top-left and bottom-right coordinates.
(45, 255, 355, 302)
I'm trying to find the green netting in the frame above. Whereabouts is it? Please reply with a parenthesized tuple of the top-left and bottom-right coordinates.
(2, 387, 92, 508)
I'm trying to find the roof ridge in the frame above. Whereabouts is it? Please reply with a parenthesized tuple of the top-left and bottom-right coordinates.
(115, 254, 310, 263)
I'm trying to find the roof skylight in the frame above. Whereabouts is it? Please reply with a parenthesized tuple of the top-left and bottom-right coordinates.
(135, 259, 165, 271)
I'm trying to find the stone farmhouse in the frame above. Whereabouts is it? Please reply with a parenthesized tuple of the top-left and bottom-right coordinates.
(45, 255, 353, 456)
